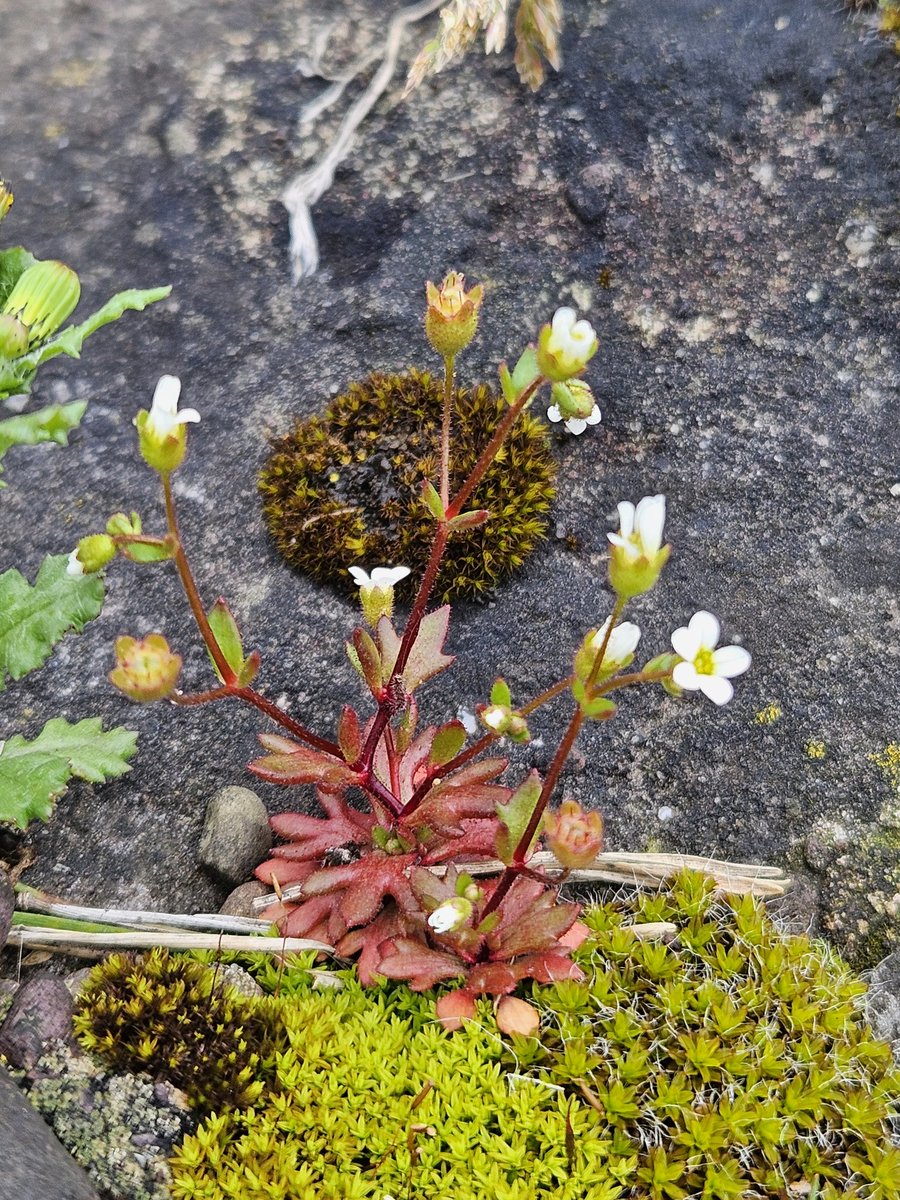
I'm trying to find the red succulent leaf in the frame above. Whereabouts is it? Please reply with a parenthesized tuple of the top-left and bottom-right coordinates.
(268, 787, 376, 860)
(489, 884, 580, 958)
(377, 936, 465, 991)
(377, 607, 455, 693)
(250, 734, 356, 787)
(278, 894, 340, 942)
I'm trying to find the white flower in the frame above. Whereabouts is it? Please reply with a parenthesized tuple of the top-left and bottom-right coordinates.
(607, 495, 666, 562)
(537, 306, 599, 381)
(671, 611, 751, 706)
(427, 898, 471, 934)
(547, 402, 602, 435)
(145, 375, 200, 440)
(66, 548, 85, 576)
(347, 566, 410, 590)
(590, 618, 641, 668)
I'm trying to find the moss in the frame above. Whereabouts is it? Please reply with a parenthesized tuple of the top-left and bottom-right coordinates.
(258, 369, 557, 603)
(73, 947, 284, 1117)
(754, 703, 781, 726)
(115, 874, 898, 1200)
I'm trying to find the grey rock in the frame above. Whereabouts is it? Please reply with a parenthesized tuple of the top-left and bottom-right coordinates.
(0, 866, 12, 949)
(219, 879, 268, 918)
(215, 962, 265, 998)
(0, 975, 74, 1071)
(866, 951, 900, 1061)
(198, 785, 272, 888)
(0, 1063, 99, 1200)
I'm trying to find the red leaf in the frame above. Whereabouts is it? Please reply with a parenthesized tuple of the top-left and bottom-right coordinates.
(513, 952, 584, 986)
(249, 734, 355, 787)
(377, 936, 464, 991)
(269, 789, 375, 859)
(255, 857, 316, 886)
(336, 904, 410, 987)
(377, 607, 455, 693)
(302, 853, 418, 929)
(337, 705, 361, 763)
(279, 895, 338, 940)
(496, 996, 540, 1036)
(464, 961, 518, 996)
(419, 819, 501, 864)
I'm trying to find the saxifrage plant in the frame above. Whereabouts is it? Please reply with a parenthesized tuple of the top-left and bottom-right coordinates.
(69, 270, 751, 1020)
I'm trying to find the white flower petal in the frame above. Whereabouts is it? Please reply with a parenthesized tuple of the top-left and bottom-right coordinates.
(551, 307, 577, 336)
(689, 610, 720, 650)
(699, 674, 734, 705)
(66, 549, 85, 577)
(370, 566, 411, 588)
(616, 501, 635, 538)
(672, 660, 701, 691)
(151, 374, 181, 416)
(606, 532, 628, 549)
(546, 405, 563, 423)
(670, 626, 700, 662)
(585, 405, 602, 426)
(565, 417, 587, 434)
(635, 494, 666, 555)
(175, 407, 201, 425)
(348, 567, 371, 587)
(712, 645, 751, 678)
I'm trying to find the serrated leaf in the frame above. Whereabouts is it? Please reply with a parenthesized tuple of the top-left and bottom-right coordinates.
(378, 606, 455, 694)
(14, 286, 172, 371)
(421, 479, 445, 521)
(0, 716, 138, 829)
(206, 597, 243, 682)
(0, 554, 104, 690)
(249, 733, 355, 787)
(350, 627, 383, 696)
(429, 720, 466, 767)
(0, 247, 36, 306)
(495, 769, 543, 866)
(0, 402, 87, 480)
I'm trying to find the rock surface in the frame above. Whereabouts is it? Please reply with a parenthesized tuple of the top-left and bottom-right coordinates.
(0, 0, 897, 963)
(0, 974, 75, 1070)
(197, 785, 272, 887)
(0, 1063, 100, 1200)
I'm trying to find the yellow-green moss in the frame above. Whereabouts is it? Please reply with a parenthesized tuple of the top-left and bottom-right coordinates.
(258, 369, 557, 603)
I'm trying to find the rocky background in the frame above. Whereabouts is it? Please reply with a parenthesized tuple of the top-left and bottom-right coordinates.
(1, 0, 898, 965)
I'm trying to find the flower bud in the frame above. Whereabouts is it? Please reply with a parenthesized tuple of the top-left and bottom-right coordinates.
(71, 534, 116, 574)
(3, 259, 81, 347)
(135, 375, 200, 474)
(424, 271, 484, 358)
(573, 618, 641, 684)
(607, 494, 670, 600)
(0, 181, 12, 223)
(549, 379, 595, 421)
(106, 511, 142, 537)
(109, 633, 182, 702)
(427, 896, 473, 934)
(0, 314, 28, 359)
(536, 307, 598, 382)
(544, 799, 604, 869)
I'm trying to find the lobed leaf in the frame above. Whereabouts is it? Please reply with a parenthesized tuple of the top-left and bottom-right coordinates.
(377, 606, 455, 693)
(0, 553, 104, 689)
(0, 402, 87, 481)
(249, 734, 355, 788)
(0, 716, 138, 828)
(495, 769, 542, 865)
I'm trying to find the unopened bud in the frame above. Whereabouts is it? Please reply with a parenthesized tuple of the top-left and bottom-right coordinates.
(549, 379, 595, 421)
(72, 534, 116, 574)
(3, 259, 80, 346)
(110, 633, 182, 702)
(544, 799, 604, 869)
(536, 307, 598, 382)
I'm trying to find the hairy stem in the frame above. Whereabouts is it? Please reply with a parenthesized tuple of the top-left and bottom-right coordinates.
(440, 353, 455, 509)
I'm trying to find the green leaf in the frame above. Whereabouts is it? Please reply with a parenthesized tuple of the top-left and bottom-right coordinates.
(429, 720, 466, 766)
(0, 554, 104, 690)
(337, 705, 361, 763)
(206, 597, 244, 682)
(447, 508, 490, 532)
(490, 678, 512, 707)
(0, 401, 87, 482)
(495, 769, 542, 866)
(14, 285, 172, 371)
(0, 717, 138, 829)
(421, 479, 445, 521)
(572, 680, 617, 721)
(0, 246, 36, 306)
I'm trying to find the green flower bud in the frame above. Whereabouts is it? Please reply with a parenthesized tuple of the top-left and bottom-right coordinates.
(549, 379, 596, 421)
(3, 259, 81, 346)
(0, 314, 28, 359)
(110, 633, 182, 702)
(425, 272, 484, 358)
(73, 533, 116, 573)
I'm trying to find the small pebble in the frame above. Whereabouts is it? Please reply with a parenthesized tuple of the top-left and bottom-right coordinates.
(198, 786, 272, 888)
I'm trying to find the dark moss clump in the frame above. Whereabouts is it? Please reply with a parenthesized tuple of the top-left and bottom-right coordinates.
(258, 369, 557, 602)
(73, 948, 282, 1117)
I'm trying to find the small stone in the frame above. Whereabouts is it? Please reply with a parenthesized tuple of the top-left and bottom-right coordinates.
(866, 951, 900, 1059)
(0, 975, 74, 1070)
(198, 786, 272, 888)
(214, 963, 264, 998)
(219, 879, 268, 918)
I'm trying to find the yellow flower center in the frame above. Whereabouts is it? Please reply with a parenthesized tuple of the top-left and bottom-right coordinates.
(694, 647, 715, 676)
